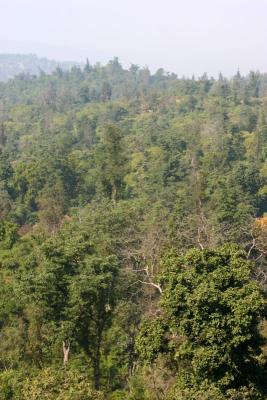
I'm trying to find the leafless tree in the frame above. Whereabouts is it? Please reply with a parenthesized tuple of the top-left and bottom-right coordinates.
(63, 341, 70, 365)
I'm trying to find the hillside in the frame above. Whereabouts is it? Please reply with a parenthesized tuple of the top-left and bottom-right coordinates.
(0, 59, 267, 399)
(0, 53, 80, 81)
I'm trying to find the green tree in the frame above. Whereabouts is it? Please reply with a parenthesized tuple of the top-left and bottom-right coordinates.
(137, 245, 266, 398)
(96, 124, 128, 202)
(65, 255, 119, 389)
(22, 367, 104, 400)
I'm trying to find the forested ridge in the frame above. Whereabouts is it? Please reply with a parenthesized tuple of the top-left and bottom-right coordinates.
(0, 58, 267, 399)
(0, 54, 79, 82)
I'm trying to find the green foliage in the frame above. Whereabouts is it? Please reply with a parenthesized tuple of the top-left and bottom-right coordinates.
(168, 376, 264, 400)
(96, 123, 128, 202)
(137, 246, 266, 396)
(0, 221, 18, 249)
(0, 369, 24, 400)
(135, 318, 167, 363)
(0, 61, 267, 398)
(22, 367, 104, 400)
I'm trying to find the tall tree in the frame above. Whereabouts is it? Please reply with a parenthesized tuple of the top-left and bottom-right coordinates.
(137, 245, 266, 399)
(96, 124, 127, 202)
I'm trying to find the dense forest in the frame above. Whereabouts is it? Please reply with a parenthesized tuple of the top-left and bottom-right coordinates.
(0, 58, 267, 399)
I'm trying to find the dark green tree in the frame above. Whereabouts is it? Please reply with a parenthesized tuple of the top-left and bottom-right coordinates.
(137, 245, 266, 398)
(96, 124, 128, 202)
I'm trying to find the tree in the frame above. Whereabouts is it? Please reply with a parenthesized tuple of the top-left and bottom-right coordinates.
(22, 367, 104, 400)
(100, 82, 112, 101)
(37, 180, 67, 234)
(136, 245, 266, 398)
(65, 255, 119, 389)
(96, 124, 128, 202)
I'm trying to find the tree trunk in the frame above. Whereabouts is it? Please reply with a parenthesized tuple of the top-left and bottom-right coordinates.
(63, 341, 70, 365)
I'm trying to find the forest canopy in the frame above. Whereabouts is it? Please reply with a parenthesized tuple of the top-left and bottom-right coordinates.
(0, 59, 267, 399)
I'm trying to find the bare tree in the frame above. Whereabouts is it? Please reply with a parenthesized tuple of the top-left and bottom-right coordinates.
(63, 341, 70, 365)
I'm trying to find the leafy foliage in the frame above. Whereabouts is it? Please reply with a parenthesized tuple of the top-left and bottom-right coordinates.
(0, 59, 267, 397)
(137, 246, 267, 397)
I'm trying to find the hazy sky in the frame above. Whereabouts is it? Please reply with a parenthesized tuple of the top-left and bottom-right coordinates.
(0, 0, 266, 76)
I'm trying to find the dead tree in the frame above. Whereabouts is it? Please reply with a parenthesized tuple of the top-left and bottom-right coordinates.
(63, 341, 70, 365)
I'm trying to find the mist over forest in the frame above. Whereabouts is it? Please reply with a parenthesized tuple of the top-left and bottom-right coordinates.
(0, 54, 82, 82)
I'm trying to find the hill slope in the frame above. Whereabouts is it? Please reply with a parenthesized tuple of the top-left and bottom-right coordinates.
(0, 60, 267, 399)
(0, 53, 81, 81)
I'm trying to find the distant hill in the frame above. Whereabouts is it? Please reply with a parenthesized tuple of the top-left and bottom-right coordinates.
(0, 53, 82, 81)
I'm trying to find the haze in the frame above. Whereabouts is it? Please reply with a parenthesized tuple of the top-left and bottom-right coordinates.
(0, 0, 266, 76)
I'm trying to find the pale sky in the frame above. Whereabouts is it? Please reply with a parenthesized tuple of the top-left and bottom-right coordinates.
(0, 0, 266, 76)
